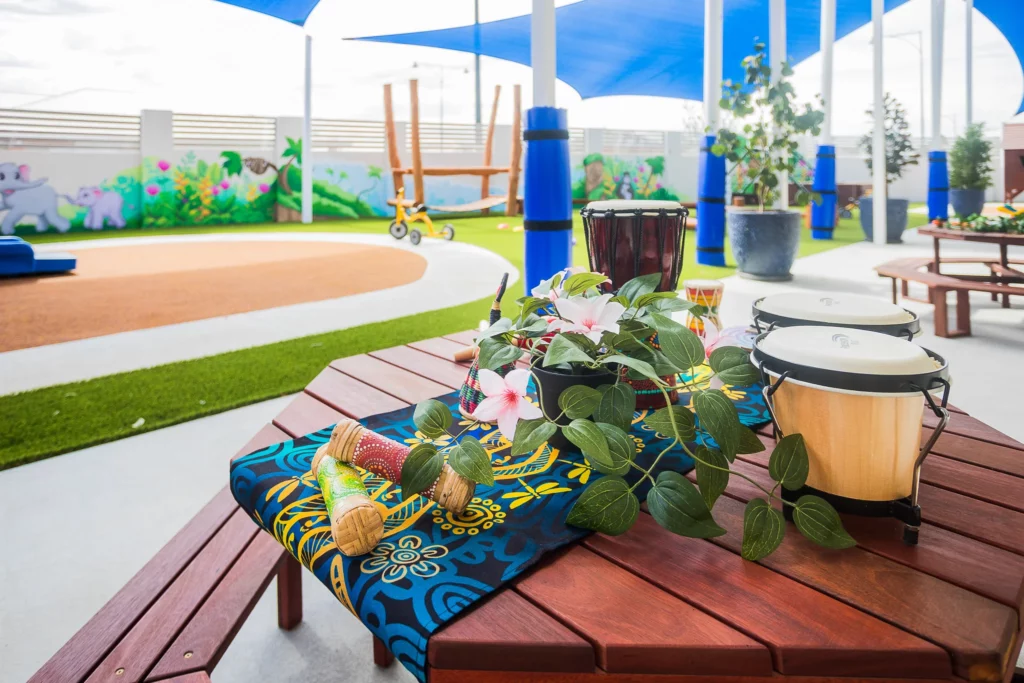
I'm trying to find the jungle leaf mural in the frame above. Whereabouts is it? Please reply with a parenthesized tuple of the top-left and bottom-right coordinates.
(572, 154, 680, 202)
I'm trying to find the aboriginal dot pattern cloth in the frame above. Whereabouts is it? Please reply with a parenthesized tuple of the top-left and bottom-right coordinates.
(230, 370, 770, 682)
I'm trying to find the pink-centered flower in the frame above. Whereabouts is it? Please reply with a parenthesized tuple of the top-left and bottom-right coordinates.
(259, 183, 270, 193)
(471, 368, 541, 440)
(145, 185, 159, 196)
(220, 180, 230, 189)
(550, 293, 625, 343)
(157, 160, 170, 172)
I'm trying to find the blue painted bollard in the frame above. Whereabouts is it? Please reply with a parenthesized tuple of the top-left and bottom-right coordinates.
(811, 144, 837, 240)
(523, 107, 573, 292)
(928, 151, 949, 224)
(696, 134, 726, 267)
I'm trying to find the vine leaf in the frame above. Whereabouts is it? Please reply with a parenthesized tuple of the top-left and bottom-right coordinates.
(566, 476, 639, 535)
(643, 405, 696, 441)
(558, 385, 603, 420)
(562, 272, 610, 295)
(741, 498, 785, 561)
(709, 346, 749, 373)
(737, 426, 767, 454)
(694, 446, 730, 509)
(543, 334, 595, 367)
(478, 336, 522, 371)
(593, 382, 636, 432)
(649, 312, 706, 372)
(593, 422, 635, 476)
(768, 434, 810, 490)
(413, 400, 452, 438)
(563, 419, 613, 469)
(647, 471, 726, 538)
(716, 363, 762, 386)
(693, 389, 741, 460)
(448, 436, 494, 486)
(400, 443, 443, 498)
(792, 495, 857, 549)
(616, 272, 662, 304)
(512, 418, 557, 456)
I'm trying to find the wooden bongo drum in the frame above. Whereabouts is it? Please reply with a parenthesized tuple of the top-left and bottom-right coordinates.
(752, 326, 950, 544)
(752, 292, 920, 338)
(684, 279, 724, 336)
(580, 200, 688, 292)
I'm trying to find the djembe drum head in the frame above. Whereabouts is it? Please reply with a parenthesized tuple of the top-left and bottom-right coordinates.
(580, 200, 688, 292)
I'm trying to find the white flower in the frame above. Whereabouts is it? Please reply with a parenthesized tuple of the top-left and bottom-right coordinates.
(549, 294, 625, 343)
(471, 368, 543, 440)
(531, 266, 588, 301)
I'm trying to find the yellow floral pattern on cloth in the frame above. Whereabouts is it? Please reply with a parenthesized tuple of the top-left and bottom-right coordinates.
(361, 535, 449, 583)
(432, 497, 506, 535)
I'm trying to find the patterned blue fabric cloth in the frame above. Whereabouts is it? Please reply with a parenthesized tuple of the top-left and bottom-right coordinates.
(230, 378, 769, 682)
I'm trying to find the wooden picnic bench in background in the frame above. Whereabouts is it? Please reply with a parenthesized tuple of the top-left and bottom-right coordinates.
(34, 330, 1024, 682)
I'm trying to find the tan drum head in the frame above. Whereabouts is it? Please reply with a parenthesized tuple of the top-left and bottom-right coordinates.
(753, 292, 920, 338)
(584, 199, 682, 212)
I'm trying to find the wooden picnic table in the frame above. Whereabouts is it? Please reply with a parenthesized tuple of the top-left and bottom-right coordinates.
(268, 330, 1024, 683)
(919, 226, 1024, 308)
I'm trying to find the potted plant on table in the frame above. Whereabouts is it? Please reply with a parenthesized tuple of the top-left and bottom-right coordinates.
(713, 42, 825, 281)
(403, 269, 856, 560)
(858, 94, 920, 243)
(949, 123, 993, 221)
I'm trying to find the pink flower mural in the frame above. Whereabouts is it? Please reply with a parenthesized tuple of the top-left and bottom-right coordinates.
(146, 185, 160, 196)
(157, 160, 170, 172)
(259, 183, 270, 194)
(220, 180, 230, 190)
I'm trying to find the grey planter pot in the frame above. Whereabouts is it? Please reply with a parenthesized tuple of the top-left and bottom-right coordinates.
(726, 209, 801, 281)
(950, 188, 986, 220)
(859, 197, 909, 243)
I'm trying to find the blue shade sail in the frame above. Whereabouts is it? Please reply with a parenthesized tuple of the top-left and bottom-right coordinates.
(213, 0, 321, 26)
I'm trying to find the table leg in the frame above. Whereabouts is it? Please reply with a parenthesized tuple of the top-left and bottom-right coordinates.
(956, 290, 972, 336)
(933, 237, 941, 275)
(933, 289, 950, 337)
(277, 552, 303, 630)
(373, 635, 395, 668)
(1001, 244, 1010, 308)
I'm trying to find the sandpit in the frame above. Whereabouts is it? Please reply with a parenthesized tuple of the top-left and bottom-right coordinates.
(0, 240, 427, 352)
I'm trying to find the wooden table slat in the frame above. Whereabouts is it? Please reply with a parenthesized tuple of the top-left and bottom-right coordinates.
(85, 510, 260, 683)
(928, 429, 1024, 478)
(921, 455, 1024, 513)
(27, 489, 241, 683)
(443, 330, 480, 346)
(370, 345, 470, 389)
(408, 337, 471, 361)
(146, 533, 285, 681)
(305, 366, 407, 420)
(429, 589, 595, 673)
(272, 391, 344, 438)
(584, 514, 951, 678)
(514, 547, 772, 676)
(331, 354, 452, 404)
(232, 423, 290, 462)
(923, 411, 1024, 452)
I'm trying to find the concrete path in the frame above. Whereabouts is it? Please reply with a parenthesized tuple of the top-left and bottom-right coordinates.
(1, 233, 518, 395)
(713, 228, 1024, 442)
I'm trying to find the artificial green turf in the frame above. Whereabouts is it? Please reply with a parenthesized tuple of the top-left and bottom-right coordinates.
(2, 210, 911, 470)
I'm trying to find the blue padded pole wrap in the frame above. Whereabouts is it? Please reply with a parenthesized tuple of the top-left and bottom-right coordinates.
(696, 134, 726, 266)
(523, 107, 573, 292)
(810, 144, 837, 240)
(927, 150, 949, 223)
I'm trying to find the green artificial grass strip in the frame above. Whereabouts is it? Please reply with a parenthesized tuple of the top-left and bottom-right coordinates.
(4, 210, 877, 470)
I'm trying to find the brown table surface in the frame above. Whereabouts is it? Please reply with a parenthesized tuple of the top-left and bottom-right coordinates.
(240, 330, 1024, 683)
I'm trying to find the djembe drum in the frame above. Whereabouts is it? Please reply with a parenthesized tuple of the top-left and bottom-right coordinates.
(580, 200, 689, 292)
(752, 292, 920, 338)
(683, 279, 724, 337)
(753, 326, 950, 544)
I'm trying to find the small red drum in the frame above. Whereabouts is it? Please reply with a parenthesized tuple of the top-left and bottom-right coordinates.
(580, 200, 689, 292)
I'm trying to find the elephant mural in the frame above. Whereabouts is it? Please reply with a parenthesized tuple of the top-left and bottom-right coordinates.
(0, 163, 69, 235)
(63, 186, 126, 229)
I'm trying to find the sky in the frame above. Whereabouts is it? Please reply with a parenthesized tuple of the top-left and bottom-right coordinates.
(0, 0, 1020, 139)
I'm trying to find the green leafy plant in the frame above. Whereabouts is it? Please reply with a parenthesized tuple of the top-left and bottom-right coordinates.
(713, 41, 825, 211)
(402, 269, 855, 560)
(957, 212, 1024, 234)
(949, 123, 993, 191)
(860, 93, 919, 185)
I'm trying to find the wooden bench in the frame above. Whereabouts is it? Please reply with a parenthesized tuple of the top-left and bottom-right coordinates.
(29, 428, 304, 683)
(876, 256, 1022, 337)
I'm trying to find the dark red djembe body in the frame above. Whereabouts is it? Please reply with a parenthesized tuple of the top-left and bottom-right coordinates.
(580, 200, 689, 293)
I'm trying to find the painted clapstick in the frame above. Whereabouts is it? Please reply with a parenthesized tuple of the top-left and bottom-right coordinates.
(325, 418, 475, 515)
(311, 445, 384, 556)
(458, 272, 515, 417)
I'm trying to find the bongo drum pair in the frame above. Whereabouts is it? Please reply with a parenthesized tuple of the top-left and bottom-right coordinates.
(753, 325, 950, 545)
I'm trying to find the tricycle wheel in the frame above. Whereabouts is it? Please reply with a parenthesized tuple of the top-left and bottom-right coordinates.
(389, 221, 408, 239)
(409, 229, 422, 246)
(442, 224, 455, 241)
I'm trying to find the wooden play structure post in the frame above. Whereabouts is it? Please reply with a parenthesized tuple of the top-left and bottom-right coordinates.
(383, 79, 522, 216)
(507, 85, 522, 217)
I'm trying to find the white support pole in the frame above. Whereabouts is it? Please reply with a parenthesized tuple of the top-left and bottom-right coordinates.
(872, 0, 887, 245)
(931, 0, 944, 147)
(820, 0, 835, 145)
(965, 0, 973, 126)
(770, 0, 788, 209)
(302, 34, 313, 225)
(703, 0, 723, 131)
(531, 0, 556, 107)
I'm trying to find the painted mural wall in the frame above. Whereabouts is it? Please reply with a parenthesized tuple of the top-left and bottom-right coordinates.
(572, 154, 683, 202)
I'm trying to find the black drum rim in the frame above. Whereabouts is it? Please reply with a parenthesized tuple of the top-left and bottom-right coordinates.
(580, 206, 690, 219)
(751, 296, 922, 339)
(752, 330, 950, 394)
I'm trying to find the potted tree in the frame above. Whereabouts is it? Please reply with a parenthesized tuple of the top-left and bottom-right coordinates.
(714, 42, 824, 281)
(859, 94, 919, 243)
(949, 123, 993, 220)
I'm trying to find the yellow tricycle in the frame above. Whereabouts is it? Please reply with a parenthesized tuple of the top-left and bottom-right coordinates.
(388, 188, 455, 246)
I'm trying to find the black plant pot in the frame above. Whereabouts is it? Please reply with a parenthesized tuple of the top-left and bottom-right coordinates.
(950, 188, 986, 220)
(531, 362, 615, 451)
(859, 197, 909, 243)
(726, 208, 801, 281)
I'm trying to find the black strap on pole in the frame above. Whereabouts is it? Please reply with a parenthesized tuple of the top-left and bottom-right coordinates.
(523, 218, 573, 232)
(523, 129, 570, 141)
